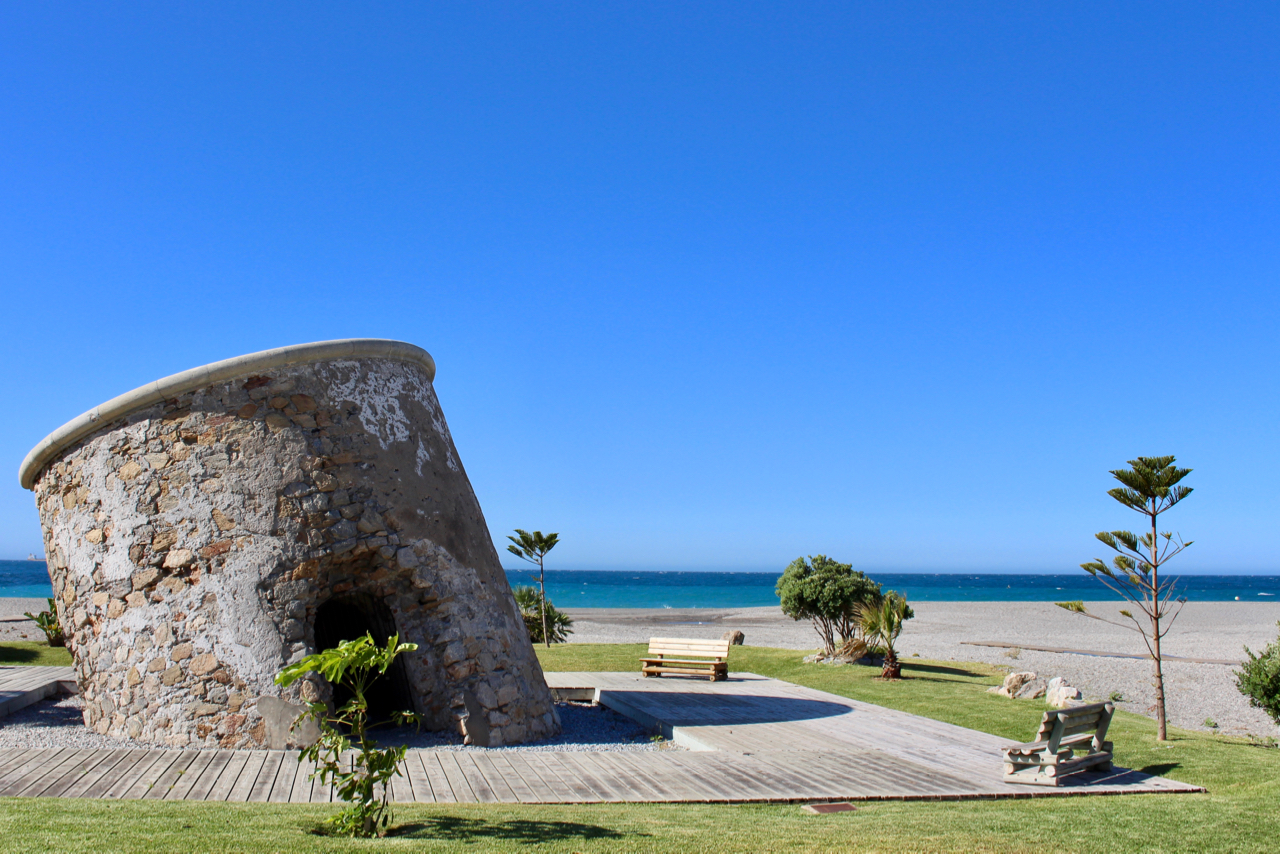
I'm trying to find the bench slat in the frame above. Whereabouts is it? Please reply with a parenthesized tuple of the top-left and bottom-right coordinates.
(1002, 701, 1114, 786)
(641, 637, 731, 681)
(648, 639, 731, 650)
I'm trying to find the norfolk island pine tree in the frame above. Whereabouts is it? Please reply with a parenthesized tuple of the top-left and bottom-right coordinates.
(1058, 456, 1192, 741)
(507, 529, 559, 649)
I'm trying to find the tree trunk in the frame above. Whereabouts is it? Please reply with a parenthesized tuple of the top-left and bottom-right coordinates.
(881, 647, 900, 679)
(1152, 612, 1167, 740)
(539, 563, 550, 648)
(1150, 498, 1168, 741)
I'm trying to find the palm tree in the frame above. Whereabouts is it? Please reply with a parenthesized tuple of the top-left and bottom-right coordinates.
(506, 529, 559, 648)
(858, 592, 913, 679)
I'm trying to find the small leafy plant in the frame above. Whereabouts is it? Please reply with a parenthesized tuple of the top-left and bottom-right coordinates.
(1109, 691, 1125, 703)
(1203, 717, 1218, 729)
(23, 598, 64, 647)
(513, 586, 574, 644)
(1235, 621, 1280, 727)
(276, 633, 419, 837)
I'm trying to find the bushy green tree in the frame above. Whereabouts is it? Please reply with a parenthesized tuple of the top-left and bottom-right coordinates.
(1236, 622, 1280, 726)
(776, 555, 882, 655)
(513, 586, 574, 644)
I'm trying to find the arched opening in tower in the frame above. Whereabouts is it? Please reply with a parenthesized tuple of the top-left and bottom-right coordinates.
(313, 593, 416, 730)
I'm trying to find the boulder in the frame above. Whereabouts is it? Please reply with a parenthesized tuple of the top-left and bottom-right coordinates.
(1015, 678, 1048, 700)
(1047, 684, 1082, 708)
(994, 671, 1038, 698)
(722, 630, 745, 645)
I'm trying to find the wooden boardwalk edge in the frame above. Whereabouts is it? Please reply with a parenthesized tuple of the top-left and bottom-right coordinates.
(0, 670, 1204, 804)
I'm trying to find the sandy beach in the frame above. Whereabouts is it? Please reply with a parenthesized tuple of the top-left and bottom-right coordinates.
(6, 597, 1278, 738)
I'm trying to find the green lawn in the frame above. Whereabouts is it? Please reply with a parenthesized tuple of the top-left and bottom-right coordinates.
(2, 643, 1278, 853)
(0, 640, 72, 666)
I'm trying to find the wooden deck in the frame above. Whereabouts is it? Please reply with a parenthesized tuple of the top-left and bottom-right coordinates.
(0, 665, 76, 718)
(0, 670, 1202, 803)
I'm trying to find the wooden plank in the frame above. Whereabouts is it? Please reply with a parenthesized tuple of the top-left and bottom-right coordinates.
(184, 750, 233, 802)
(83, 750, 155, 800)
(0, 748, 79, 798)
(398, 751, 432, 803)
(308, 757, 333, 803)
(493, 752, 564, 803)
(268, 752, 303, 803)
(520, 751, 601, 802)
(166, 750, 221, 801)
(61, 749, 135, 799)
(205, 751, 252, 802)
(556, 752, 632, 801)
(468, 753, 520, 803)
(387, 757, 413, 804)
(0, 747, 38, 782)
(247, 751, 285, 803)
(287, 754, 317, 804)
(435, 752, 476, 803)
(24, 748, 100, 798)
(0, 748, 65, 795)
(418, 752, 459, 803)
(590, 751, 669, 801)
(112, 750, 181, 800)
(510, 752, 588, 802)
(143, 750, 200, 800)
(450, 753, 498, 803)
(485, 753, 540, 803)
(226, 750, 269, 803)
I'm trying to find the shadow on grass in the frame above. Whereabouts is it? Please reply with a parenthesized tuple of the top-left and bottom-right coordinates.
(0, 644, 41, 664)
(388, 817, 635, 843)
(1138, 763, 1181, 777)
(900, 663, 988, 679)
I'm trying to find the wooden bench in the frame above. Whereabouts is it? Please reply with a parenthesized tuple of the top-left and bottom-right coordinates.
(640, 638, 731, 682)
(1002, 701, 1115, 786)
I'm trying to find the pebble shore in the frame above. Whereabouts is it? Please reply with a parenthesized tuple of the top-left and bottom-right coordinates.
(563, 600, 1280, 737)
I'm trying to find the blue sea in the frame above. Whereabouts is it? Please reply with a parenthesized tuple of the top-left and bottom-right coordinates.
(4, 561, 1276, 607)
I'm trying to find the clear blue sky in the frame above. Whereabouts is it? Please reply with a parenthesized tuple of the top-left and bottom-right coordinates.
(2, 4, 1277, 572)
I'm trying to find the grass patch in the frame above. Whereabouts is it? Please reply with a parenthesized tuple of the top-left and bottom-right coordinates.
(0, 641, 72, 666)
(1, 643, 1278, 852)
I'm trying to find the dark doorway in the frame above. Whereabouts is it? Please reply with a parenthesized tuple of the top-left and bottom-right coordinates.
(313, 594, 415, 729)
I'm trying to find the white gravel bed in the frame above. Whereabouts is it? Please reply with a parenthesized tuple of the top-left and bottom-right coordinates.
(0, 696, 666, 752)
(0, 695, 145, 750)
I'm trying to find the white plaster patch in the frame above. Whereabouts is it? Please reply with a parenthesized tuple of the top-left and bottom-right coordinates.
(322, 360, 419, 449)
(415, 437, 430, 476)
(321, 359, 460, 470)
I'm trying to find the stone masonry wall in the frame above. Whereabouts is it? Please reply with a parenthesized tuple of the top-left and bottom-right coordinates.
(31, 356, 559, 748)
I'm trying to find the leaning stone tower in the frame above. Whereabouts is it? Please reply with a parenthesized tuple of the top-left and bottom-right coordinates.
(19, 339, 558, 748)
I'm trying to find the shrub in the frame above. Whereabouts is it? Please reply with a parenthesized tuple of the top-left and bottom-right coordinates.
(1236, 621, 1280, 726)
(857, 591, 914, 679)
(276, 633, 419, 838)
(513, 586, 573, 644)
(776, 555, 882, 655)
(23, 598, 64, 647)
